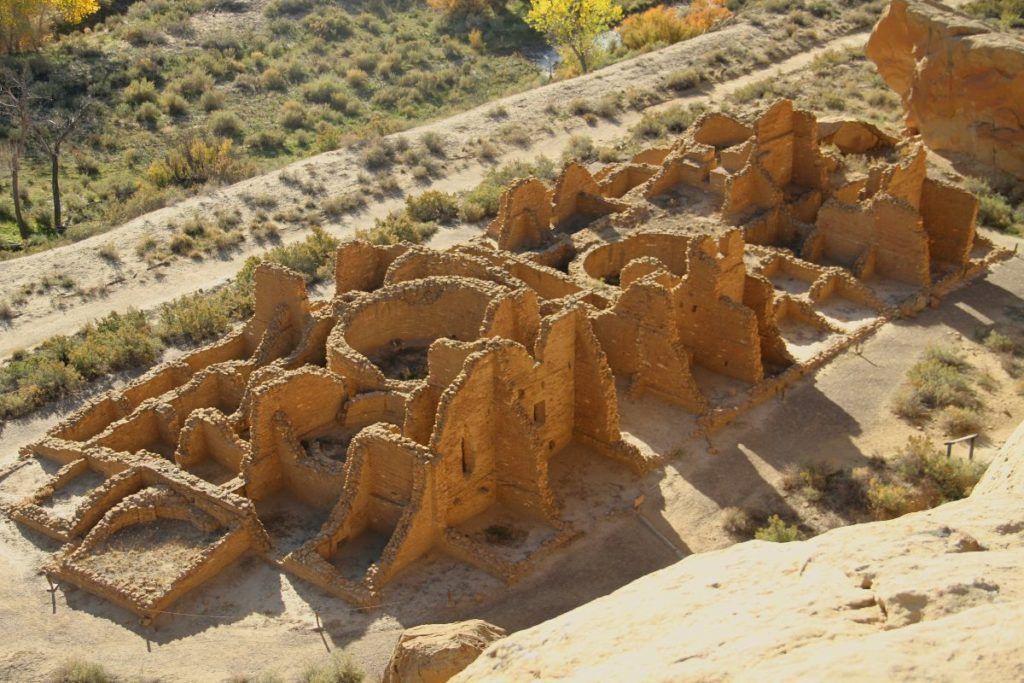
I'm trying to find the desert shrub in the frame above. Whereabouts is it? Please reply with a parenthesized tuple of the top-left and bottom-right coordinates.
(344, 67, 369, 89)
(123, 78, 158, 104)
(239, 226, 339, 284)
(0, 310, 163, 419)
(940, 406, 985, 437)
(664, 67, 704, 92)
(620, 5, 691, 50)
(722, 506, 755, 538)
(426, 0, 498, 17)
(983, 328, 1017, 354)
(146, 136, 254, 188)
(754, 514, 802, 542)
(209, 111, 245, 139)
(260, 66, 289, 91)
(160, 92, 189, 116)
(357, 211, 437, 245)
(135, 101, 161, 127)
(66, 310, 162, 377)
(561, 134, 596, 164)
(172, 72, 214, 100)
(297, 652, 363, 683)
(405, 190, 458, 224)
(265, 0, 317, 16)
(200, 89, 226, 112)
(158, 288, 241, 344)
(50, 659, 115, 683)
(323, 192, 366, 217)
(459, 156, 557, 221)
(97, 243, 120, 263)
(865, 477, 919, 520)
(964, 0, 1024, 29)
(360, 137, 395, 169)
(893, 346, 980, 420)
(302, 7, 353, 40)
(419, 131, 446, 156)
(279, 100, 309, 130)
(247, 130, 287, 153)
(303, 76, 342, 104)
(895, 436, 986, 502)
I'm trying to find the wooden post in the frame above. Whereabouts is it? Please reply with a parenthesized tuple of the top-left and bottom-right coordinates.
(45, 575, 58, 614)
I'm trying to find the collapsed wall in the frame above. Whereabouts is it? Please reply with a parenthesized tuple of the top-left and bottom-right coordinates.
(3, 99, 1007, 621)
(867, 0, 1024, 180)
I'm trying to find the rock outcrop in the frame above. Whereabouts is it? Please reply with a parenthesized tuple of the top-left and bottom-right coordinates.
(866, 0, 1024, 179)
(456, 420, 1024, 681)
(383, 619, 506, 683)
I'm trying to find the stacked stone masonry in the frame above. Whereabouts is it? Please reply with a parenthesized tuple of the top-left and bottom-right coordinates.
(3, 99, 1009, 621)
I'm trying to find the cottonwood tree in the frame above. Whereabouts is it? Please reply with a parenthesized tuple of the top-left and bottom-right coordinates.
(0, 0, 100, 54)
(0, 67, 34, 240)
(525, 0, 623, 74)
(32, 99, 90, 233)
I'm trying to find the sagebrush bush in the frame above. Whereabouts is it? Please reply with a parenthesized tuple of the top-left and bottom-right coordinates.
(405, 190, 458, 223)
(50, 659, 115, 683)
(358, 211, 437, 245)
(459, 157, 557, 221)
(298, 652, 363, 683)
(209, 111, 246, 139)
(124, 78, 158, 104)
(894, 345, 980, 421)
(146, 136, 254, 188)
(754, 514, 802, 542)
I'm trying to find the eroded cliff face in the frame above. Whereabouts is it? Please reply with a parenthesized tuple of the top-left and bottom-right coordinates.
(866, 0, 1024, 180)
(455, 421, 1024, 682)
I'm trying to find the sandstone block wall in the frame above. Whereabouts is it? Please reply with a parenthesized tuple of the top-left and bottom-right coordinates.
(6, 99, 1004, 623)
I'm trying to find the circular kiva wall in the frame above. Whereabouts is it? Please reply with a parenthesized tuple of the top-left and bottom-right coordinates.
(576, 233, 693, 286)
(327, 276, 507, 390)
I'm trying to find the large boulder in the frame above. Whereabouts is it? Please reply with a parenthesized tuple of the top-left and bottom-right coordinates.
(454, 420, 1024, 681)
(383, 619, 506, 683)
(866, 0, 1024, 179)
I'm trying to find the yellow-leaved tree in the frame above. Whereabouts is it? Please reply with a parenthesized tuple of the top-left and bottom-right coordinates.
(526, 0, 622, 75)
(0, 0, 99, 54)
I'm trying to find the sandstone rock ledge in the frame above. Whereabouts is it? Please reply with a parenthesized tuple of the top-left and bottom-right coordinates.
(456, 421, 1024, 681)
(867, 0, 1024, 180)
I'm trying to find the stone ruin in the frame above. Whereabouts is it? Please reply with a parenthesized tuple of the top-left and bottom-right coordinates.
(2, 99, 1010, 623)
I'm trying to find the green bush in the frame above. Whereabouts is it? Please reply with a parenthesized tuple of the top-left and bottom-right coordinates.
(279, 101, 309, 130)
(200, 90, 226, 112)
(136, 101, 162, 127)
(259, 66, 289, 92)
(894, 345, 980, 420)
(298, 652, 363, 683)
(303, 76, 342, 104)
(459, 157, 557, 221)
(0, 310, 162, 420)
(405, 190, 458, 224)
(239, 226, 339, 284)
(147, 136, 254, 188)
(160, 92, 189, 116)
(50, 659, 114, 683)
(210, 111, 246, 139)
(753, 515, 802, 543)
(357, 211, 437, 245)
(172, 72, 214, 100)
(124, 78, 158, 105)
(895, 436, 986, 502)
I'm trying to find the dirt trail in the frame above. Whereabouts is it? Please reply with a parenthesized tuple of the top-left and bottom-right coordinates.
(0, 26, 870, 360)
